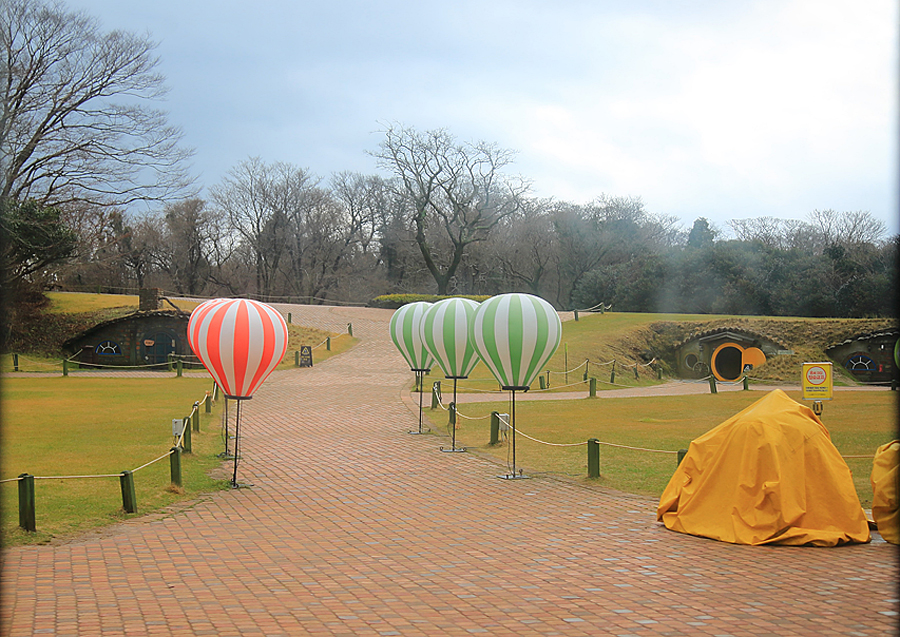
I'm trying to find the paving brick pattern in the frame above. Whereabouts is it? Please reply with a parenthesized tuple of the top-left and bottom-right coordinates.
(2, 305, 897, 636)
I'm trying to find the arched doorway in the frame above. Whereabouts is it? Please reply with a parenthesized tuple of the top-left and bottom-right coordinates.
(711, 343, 744, 382)
(143, 331, 176, 365)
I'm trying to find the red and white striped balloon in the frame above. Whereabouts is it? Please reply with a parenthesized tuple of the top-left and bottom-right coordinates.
(188, 298, 288, 399)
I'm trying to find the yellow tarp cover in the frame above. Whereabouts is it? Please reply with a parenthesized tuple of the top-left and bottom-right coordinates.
(870, 440, 899, 544)
(657, 389, 870, 546)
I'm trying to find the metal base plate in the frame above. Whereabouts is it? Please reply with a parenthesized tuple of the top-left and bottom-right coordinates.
(497, 473, 530, 480)
(440, 446, 467, 453)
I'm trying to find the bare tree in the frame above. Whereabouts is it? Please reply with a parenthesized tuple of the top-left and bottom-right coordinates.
(372, 124, 529, 295)
(0, 0, 193, 208)
(210, 158, 317, 297)
(161, 199, 217, 295)
(494, 198, 556, 296)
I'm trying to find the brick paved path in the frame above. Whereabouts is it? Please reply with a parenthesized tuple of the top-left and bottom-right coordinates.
(2, 305, 897, 636)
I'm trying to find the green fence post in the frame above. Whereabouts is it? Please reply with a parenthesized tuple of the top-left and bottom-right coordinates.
(63, 359, 68, 376)
(192, 403, 200, 432)
(13, 353, 19, 371)
(539, 375, 546, 390)
(348, 323, 353, 337)
(287, 312, 292, 324)
(677, 448, 688, 466)
(183, 417, 192, 454)
(176, 358, 183, 377)
(490, 411, 500, 445)
(120, 470, 137, 514)
(326, 337, 331, 351)
(658, 367, 663, 380)
(18, 473, 36, 532)
(574, 310, 579, 321)
(167, 353, 174, 372)
(610, 361, 615, 384)
(634, 365, 639, 380)
(708, 377, 717, 394)
(205, 391, 211, 413)
(294, 350, 300, 367)
(587, 439, 600, 478)
(589, 377, 597, 397)
(170, 447, 182, 486)
(743, 376, 749, 390)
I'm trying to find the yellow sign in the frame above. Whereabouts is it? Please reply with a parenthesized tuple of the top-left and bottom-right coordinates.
(802, 362, 833, 401)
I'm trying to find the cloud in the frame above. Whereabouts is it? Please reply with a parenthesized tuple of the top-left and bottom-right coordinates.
(74, 0, 897, 233)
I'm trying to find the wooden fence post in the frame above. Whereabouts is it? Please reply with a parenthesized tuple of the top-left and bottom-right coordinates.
(490, 411, 500, 445)
(170, 447, 182, 486)
(120, 470, 137, 514)
(183, 417, 192, 453)
(18, 473, 36, 532)
(587, 439, 600, 478)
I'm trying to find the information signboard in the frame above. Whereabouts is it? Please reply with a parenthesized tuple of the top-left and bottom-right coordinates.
(299, 345, 313, 368)
(802, 362, 833, 401)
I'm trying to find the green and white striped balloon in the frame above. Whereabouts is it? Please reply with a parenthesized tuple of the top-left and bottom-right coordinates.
(471, 293, 562, 390)
(420, 298, 481, 379)
(389, 302, 435, 372)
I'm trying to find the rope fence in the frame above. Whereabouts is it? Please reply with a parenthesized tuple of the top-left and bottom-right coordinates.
(423, 379, 874, 480)
(4, 383, 219, 533)
(5, 338, 341, 376)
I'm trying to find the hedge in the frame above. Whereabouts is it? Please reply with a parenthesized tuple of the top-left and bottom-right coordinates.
(368, 294, 492, 309)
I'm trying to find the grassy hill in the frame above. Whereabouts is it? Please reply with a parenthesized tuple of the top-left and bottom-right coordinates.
(3, 292, 354, 370)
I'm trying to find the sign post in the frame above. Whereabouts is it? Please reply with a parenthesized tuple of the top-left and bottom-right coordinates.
(802, 362, 833, 415)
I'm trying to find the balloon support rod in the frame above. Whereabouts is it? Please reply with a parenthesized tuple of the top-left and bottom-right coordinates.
(496, 389, 528, 479)
(441, 378, 465, 453)
(408, 371, 426, 435)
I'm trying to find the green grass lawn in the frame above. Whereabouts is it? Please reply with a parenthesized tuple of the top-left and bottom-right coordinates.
(438, 389, 898, 509)
(1, 377, 231, 546)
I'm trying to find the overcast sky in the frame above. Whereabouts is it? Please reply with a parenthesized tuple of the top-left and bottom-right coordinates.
(71, 0, 898, 235)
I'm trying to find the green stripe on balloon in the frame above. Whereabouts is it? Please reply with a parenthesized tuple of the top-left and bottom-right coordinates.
(472, 293, 561, 390)
(389, 302, 434, 372)
(421, 298, 480, 379)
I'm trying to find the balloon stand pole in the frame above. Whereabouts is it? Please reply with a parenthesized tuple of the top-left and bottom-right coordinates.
(440, 377, 465, 453)
(218, 398, 234, 459)
(230, 398, 253, 489)
(408, 371, 425, 435)
(498, 390, 528, 479)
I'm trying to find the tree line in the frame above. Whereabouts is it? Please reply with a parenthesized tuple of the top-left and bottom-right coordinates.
(43, 154, 900, 319)
(2, 0, 896, 334)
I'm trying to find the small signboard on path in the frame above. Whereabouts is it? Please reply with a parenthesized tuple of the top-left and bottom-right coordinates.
(298, 345, 313, 367)
(802, 362, 833, 401)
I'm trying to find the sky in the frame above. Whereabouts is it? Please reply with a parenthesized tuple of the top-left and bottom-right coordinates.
(71, 0, 898, 235)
